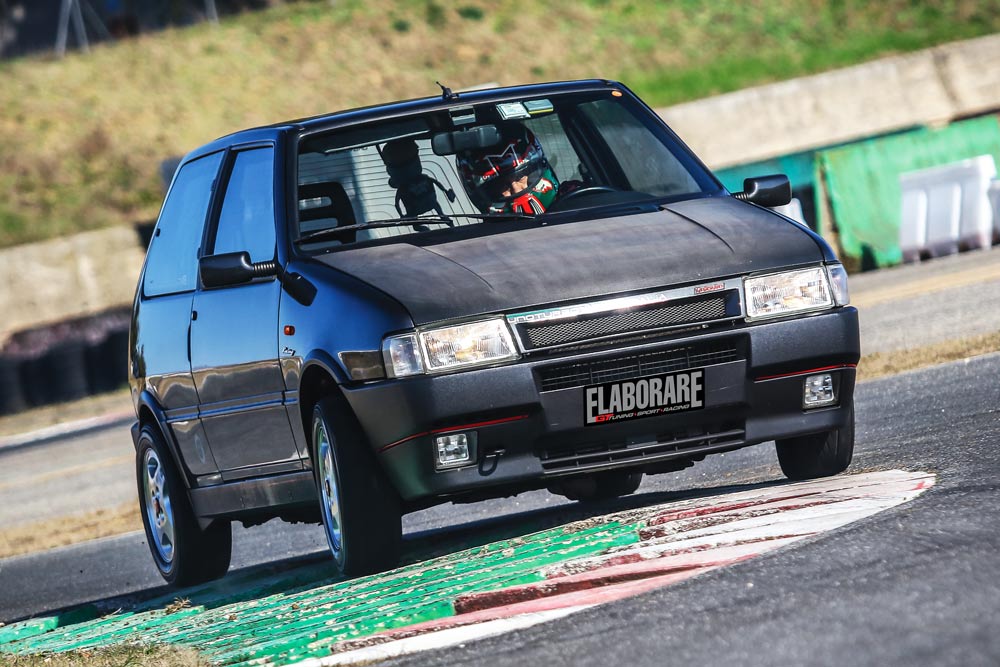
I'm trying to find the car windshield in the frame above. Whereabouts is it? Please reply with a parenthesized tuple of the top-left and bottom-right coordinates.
(295, 88, 720, 251)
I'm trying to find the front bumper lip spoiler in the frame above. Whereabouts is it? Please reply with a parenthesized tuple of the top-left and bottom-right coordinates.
(755, 363, 856, 382)
(378, 413, 531, 454)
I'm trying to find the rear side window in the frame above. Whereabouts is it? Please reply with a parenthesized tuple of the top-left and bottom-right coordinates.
(143, 152, 224, 297)
(211, 147, 276, 262)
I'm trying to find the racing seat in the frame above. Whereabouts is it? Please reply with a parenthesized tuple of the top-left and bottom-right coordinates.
(298, 181, 357, 243)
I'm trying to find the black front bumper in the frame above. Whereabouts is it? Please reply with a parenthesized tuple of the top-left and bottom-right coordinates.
(342, 307, 860, 503)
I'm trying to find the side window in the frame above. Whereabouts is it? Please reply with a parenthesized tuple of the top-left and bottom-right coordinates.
(211, 147, 276, 263)
(144, 152, 224, 297)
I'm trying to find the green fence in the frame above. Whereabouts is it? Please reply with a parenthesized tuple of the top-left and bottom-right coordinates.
(817, 116, 1000, 269)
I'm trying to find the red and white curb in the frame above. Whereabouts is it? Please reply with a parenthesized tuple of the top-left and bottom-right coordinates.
(288, 470, 934, 667)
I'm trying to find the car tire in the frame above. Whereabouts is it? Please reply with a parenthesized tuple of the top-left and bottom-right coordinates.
(136, 424, 232, 587)
(550, 469, 643, 502)
(312, 396, 402, 577)
(775, 404, 855, 481)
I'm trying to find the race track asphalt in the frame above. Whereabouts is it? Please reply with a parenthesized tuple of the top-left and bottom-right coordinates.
(386, 352, 1000, 667)
(2, 352, 999, 666)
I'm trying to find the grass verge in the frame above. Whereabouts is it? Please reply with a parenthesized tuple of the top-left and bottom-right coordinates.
(0, 502, 141, 560)
(2, 0, 998, 247)
(856, 331, 1000, 381)
(0, 645, 208, 667)
(0, 390, 131, 439)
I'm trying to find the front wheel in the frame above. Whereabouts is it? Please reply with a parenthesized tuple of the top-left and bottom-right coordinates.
(312, 396, 402, 577)
(136, 425, 231, 587)
(775, 405, 855, 481)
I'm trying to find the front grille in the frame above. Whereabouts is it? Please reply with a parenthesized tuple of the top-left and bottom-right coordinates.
(520, 295, 728, 350)
(537, 339, 742, 392)
(540, 422, 746, 474)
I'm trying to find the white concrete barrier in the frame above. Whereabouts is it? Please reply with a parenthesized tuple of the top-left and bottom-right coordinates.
(898, 155, 997, 262)
(660, 34, 1000, 169)
(0, 226, 146, 344)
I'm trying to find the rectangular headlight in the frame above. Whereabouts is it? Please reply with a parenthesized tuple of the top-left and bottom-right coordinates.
(420, 318, 519, 372)
(744, 267, 833, 320)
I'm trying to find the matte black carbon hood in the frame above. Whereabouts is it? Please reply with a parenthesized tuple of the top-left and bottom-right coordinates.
(316, 196, 824, 325)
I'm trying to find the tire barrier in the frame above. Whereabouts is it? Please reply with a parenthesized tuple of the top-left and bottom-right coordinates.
(20, 340, 90, 406)
(0, 355, 27, 416)
(1, 307, 131, 414)
(85, 330, 128, 395)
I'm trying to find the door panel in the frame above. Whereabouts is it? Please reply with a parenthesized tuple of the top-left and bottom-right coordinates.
(190, 280, 299, 473)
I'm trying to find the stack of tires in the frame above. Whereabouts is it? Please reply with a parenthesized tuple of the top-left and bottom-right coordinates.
(0, 307, 131, 416)
(0, 353, 27, 416)
(84, 310, 131, 395)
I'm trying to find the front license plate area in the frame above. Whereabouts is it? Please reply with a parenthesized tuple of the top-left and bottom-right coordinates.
(584, 368, 705, 425)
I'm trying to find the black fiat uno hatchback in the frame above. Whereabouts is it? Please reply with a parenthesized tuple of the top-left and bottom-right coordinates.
(130, 80, 859, 585)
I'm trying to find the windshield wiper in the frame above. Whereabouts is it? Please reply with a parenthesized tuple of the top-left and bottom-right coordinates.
(295, 216, 455, 245)
(294, 212, 536, 245)
(445, 212, 536, 223)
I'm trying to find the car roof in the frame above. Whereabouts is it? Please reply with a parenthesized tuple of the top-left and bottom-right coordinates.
(184, 79, 621, 162)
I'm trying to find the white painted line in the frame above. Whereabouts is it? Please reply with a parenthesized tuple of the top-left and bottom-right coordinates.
(285, 605, 592, 667)
(0, 411, 134, 451)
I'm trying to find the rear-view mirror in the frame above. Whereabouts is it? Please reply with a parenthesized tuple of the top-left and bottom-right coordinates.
(432, 125, 501, 155)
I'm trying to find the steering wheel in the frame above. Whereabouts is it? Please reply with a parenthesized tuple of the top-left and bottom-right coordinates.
(548, 185, 620, 212)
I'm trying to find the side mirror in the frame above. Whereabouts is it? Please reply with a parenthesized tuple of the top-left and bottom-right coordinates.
(200, 251, 269, 288)
(734, 175, 792, 207)
(199, 251, 316, 306)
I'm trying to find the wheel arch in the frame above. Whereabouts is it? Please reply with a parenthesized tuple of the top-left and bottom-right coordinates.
(134, 389, 194, 489)
(297, 354, 351, 465)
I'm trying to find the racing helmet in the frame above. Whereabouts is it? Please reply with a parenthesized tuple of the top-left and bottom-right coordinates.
(457, 122, 553, 211)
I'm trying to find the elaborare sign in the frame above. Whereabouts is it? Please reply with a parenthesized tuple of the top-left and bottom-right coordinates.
(585, 369, 705, 425)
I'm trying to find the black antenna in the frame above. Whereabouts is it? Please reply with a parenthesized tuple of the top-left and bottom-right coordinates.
(436, 81, 459, 101)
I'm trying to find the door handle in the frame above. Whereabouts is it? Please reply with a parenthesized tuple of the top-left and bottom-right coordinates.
(191, 310, 198, 321)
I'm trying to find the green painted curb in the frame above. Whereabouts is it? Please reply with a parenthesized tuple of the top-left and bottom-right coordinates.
(1, 512, 647, 666)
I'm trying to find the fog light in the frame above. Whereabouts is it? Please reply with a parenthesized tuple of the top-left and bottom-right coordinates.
(803, 373, 836, 407)
(435, 432, 474, 469)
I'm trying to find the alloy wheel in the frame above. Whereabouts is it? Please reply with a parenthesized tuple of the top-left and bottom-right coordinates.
(142, 448, 175, 566)
(314, 417, 345, 565)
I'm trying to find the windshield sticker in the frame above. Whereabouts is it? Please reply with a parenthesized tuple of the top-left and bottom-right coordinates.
(524, 99, 554, 115)
(496, 102, 531, 120)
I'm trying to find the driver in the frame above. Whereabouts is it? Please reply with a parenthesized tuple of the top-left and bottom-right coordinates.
(456, 122, 578, 215)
